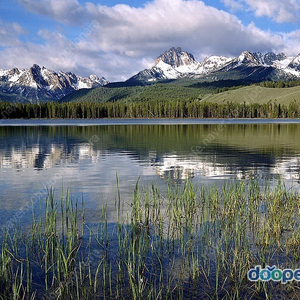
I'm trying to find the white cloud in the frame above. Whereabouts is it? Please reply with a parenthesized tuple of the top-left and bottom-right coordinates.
(0, 21, 25, 47)
(72, 0, 284, 58)
(1, 0, 299, 81)
(12, 23, 28, 35)
(222, 0, 300, 23)
(221, 0, 244, 10)
(17, 0, 84, 24)
(246, 0, 300, 23)
(281, 30, 300, 56)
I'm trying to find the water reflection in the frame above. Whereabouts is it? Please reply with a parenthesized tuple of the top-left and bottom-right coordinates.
(1, 124, 300, 180)
(0, 123, 300, 226)
(153, 154, 300, 182)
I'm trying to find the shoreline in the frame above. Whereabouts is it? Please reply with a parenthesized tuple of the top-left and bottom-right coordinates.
(1, 118, 300, 126)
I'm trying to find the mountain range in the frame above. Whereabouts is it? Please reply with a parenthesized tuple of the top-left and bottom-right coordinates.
(2, 47, 300, 102)
(128, 47, 300, 83)
(0, 64, 108, 102)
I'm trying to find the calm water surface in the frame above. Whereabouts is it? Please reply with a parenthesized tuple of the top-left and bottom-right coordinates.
(0, 119, 300, 228)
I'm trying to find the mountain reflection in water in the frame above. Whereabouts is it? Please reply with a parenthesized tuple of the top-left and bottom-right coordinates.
(0, 122, 299, 226)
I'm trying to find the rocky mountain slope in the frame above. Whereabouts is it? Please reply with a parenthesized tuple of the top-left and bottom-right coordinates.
(128, 47, 299, 83)
(0, 64, 108, 102)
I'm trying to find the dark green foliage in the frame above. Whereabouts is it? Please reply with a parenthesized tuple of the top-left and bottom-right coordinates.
(190, 79, 254, 90)
(213, 85, 246, 94)
(1, 99, 300, 119)
(257, 81, 300, 88)
(0, 91, 30, 103)
(59, 79, 233, 103)
(59, 78, 300, 105)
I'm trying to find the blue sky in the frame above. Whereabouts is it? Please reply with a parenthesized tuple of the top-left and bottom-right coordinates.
(1, 0, 300, 81)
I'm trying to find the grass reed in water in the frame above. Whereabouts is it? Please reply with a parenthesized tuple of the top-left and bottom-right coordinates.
(0, 181, 300, 299)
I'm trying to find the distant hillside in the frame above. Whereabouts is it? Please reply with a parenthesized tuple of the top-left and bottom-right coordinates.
(59, 80, 206, 103)
(202, 85, 300, 105)
(0, 91, 28, 103)
(60, 79, 253, 103)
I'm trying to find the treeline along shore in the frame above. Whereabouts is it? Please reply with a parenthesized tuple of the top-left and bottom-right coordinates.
(1, 99, 300, 119)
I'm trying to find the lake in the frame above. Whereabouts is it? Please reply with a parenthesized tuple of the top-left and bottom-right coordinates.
(0, 119, 300, 228)
(1, 119, 300, 299)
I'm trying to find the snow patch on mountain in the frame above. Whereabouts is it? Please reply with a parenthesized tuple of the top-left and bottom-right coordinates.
(8, 73, 22, 83)
(272, 57, 294, 69)
(155, 60, 182, 79)
(288, 54, 300, 71)
(196, 56, 233, 75)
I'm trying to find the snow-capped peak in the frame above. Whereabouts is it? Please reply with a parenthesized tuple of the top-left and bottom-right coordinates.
(0, 64, 108, 102)
(149, 47, 201, 78)
(236, 51, 259, 65)
(155, 47, 198, 69)
(89, 74, 108, 86)
(252, 52, 289, 67)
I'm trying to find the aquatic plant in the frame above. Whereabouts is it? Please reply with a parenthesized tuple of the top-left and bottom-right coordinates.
(0, 180, 299, 299)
